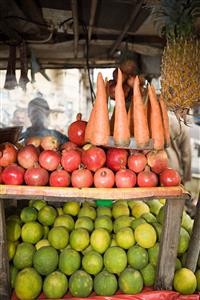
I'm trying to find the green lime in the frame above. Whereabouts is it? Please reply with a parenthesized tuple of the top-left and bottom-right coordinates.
(119, 267, 143, 294)
(127, 245, 148, 270)
(20, 207, 37, 223)
(13, 242, 35, 269)
(90, 228, 111, 254)
(54, 214, 74, 231)
(38, 205, 57, 226)
(48, 226, 69, 250)
(116, 227, 135, 249)
(21, 222, 43, 244)
(82, 250, 103, 275)
(173, 268, 197, 294)
(95, 216, 113, 232)
(15, 267, 42, 300)
(141, 263, 156, 287)
(104, 246, 127, 274)
(59, 248, 81, 275)
(6, 220, 21, 242)
(63, 202, 80, 216)
(33, 246, 58, 276)
(75, 216, 94, 232)
(43, 271, 68, 299)
(70, 228, 89, 251)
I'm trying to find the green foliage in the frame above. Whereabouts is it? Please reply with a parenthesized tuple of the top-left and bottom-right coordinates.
(152, 0, 200, 39)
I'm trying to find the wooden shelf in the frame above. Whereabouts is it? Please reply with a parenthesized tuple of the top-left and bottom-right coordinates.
(0, 184, 189, 201)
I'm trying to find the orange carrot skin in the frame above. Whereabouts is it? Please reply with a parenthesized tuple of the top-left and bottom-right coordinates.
(133, 76, 150, 148)
(148, 85, 165, 150)
(159, 94, 170, 147)
(84, 104, 96, 143)
(113, 68, 130, 146)
(90, 72, 110, 146)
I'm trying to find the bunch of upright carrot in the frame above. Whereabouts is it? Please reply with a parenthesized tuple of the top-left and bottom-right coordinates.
(85, 69, 170, 151)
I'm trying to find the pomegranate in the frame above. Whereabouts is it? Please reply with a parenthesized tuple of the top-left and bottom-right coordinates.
(2, 164, 25, 185)
(61, 141, 78, 151)
(71, 168, 93, 188)
(159, 168, 181, 187)
(17, 145, 39, 169)
(61, 149, 81, 172)
(147, 150, 169, 174)
(94, 167, 115, 188)
(39, 150, 61, 171)
(68, 113, 87, 146)
(40, 135, 59, 151)
(49, 169, 71, 187)
(128, 152, 147, 173)
(26, 136, 41, 148)
(24, 166, 49, 186)
(137, 167, 158, 187)
(0, 143, 18, 167)
(115, 169, 136, 188)
(82, 146, 106, 172)
(106, 148, 128, 171)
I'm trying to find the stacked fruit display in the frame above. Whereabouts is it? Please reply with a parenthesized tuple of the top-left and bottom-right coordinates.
(7, 199, 198, 299)
(0, 137, 180, 188)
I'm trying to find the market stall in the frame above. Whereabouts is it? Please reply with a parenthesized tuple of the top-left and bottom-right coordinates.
(0, 0, 200, 300)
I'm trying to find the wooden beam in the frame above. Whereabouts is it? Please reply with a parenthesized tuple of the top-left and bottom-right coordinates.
(0, 200, 10, 300)
(71, 0, 79, 58)
(155, 198, 185, 290)
(185, 193, 200, 272)
(88, 0, 98, 41)
(109, 1, 143, 56)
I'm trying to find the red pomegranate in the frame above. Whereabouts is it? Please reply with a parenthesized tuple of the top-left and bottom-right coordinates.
(68, 113, 87, 146)
(94, 167, 115, 188)
(106, 148, 128, 171)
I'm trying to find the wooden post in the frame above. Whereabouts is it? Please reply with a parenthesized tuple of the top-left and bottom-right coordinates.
(185, 193, 200, 272)
(0, 199, 10, 300)
(155, 197, 185, 290)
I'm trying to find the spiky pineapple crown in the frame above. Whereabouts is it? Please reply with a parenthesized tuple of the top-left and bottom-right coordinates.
(153, 0, 200, 39)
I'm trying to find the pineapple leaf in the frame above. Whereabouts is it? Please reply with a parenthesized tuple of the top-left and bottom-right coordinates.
(152, 0, 200, 38)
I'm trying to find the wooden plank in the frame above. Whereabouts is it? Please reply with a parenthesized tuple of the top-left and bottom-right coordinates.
(185, 192, 200, 272)
(155, 197, 185, 290)
(0, 200, 10, 300)
(0, 185, 189, 201)
(71, 0, 79, 58)
(88, 0, 98, 41)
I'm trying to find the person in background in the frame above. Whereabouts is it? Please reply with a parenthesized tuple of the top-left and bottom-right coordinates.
(184, 105, 200, 209)
(20, 97, 68, 145)
(12, 107, 30, 128)
(166, 112, 192, 185)
(166, 112, 195, 216)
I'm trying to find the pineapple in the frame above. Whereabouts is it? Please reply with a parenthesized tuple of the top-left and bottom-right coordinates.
(152, 0, 200, 122)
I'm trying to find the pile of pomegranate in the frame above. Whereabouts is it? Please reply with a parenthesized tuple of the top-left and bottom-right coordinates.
(0, 128, 181, 188)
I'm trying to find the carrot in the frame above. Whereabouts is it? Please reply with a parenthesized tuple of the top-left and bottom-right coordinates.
(148, 84, 164, 150)
(84, 104, 96, 143)
(133, 76, 150, 148)
(159, 94, 170, 147)
(127, 94, 134, 137)
(113, 68, 130, 146)
(90, 72, 110, 145)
